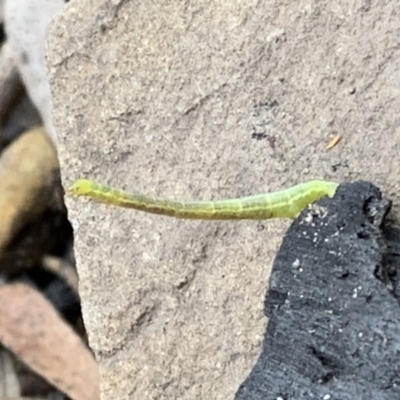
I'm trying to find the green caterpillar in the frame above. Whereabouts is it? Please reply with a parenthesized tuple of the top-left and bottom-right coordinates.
(68, 179, 338, 220)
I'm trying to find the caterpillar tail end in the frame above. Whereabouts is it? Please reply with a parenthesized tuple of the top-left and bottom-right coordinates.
(326, 182, 339, 198)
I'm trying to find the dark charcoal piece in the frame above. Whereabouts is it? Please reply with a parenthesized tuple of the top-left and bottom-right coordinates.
(235, 181, 400, 400)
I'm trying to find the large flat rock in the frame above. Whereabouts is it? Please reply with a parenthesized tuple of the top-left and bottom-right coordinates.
(47, 1, 400, 399)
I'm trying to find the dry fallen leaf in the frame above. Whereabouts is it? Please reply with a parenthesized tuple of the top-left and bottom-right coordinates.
(0, 283, 99, 400)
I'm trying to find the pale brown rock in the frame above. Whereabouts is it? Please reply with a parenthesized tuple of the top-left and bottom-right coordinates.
(48, 1, 400, 399)
(0, 126, 58, 261)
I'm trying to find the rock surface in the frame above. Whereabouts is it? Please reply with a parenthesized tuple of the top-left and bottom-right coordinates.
(48, 1, 400, 399)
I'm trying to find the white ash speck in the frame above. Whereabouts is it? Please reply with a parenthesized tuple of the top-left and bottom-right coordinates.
(304, 212, 313, 223)
(292, 259, 301, 269)
(310, 203, 329, 219)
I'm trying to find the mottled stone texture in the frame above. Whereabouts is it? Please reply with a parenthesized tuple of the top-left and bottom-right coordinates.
(48, 1, 400, 399)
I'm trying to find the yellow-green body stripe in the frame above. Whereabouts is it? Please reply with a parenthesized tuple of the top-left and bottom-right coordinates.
(68, 179, 338, 220)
